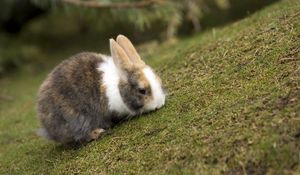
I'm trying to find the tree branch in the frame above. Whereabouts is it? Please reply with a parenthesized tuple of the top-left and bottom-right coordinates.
(62, 0, 165, 9)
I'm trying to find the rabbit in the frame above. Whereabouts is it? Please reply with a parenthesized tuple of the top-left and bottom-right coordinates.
(37, 35, 166, 144)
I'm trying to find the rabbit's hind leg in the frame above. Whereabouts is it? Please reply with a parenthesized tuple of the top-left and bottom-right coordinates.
(88, 128, 106, 141)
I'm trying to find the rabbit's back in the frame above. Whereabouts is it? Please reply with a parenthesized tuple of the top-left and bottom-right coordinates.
(37, 52, 112, 143)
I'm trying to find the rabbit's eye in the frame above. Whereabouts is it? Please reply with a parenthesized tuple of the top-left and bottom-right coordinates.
(138, 88, 146, 95)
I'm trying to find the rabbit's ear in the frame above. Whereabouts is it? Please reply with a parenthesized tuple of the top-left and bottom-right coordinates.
(110, 39, 133, 70)
(116, 35, 145, 67)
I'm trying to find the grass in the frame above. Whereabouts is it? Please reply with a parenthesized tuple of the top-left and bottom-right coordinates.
(1, 0, 300, 174)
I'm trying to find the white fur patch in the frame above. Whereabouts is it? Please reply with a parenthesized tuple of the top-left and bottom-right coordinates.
(97, 55, 132, 115)
(143, 67, 166, 111)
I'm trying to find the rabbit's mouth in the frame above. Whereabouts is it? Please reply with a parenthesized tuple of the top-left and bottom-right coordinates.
(135, 109, 145, 116)
(128, 98, 166, 116)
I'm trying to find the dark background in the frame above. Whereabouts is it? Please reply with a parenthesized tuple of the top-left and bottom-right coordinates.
(0, 0, 279, 77)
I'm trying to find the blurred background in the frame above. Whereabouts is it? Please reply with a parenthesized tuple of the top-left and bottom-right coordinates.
(0, 0, 279, 78)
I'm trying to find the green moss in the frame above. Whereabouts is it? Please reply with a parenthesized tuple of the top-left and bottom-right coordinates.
(1, 0, 300, 174)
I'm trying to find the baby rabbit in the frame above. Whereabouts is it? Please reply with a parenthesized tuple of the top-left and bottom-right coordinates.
(37, 35, 165, 144)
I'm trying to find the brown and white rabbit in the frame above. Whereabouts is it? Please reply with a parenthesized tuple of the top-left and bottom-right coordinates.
(37, 35, 165, 144)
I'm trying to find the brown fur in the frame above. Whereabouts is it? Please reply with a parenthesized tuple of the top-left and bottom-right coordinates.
(100, 84, 107, 94)
(138, 71, 150, 88)
(118, 68, 153, 112)
(137, 70, 153, 104)
(37, 35, 164, 144)
(109, 38, 154, 112)
(37, 52, 114, 143)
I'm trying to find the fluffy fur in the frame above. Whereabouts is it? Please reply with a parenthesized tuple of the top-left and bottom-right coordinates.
(37, 53, 113, 143)
(37, 35, 165, 144)
(97, 55, 132, 116)
(142, 66, 166, 111)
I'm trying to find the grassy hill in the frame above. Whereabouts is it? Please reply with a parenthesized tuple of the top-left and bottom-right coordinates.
(1, 0, 300, 174)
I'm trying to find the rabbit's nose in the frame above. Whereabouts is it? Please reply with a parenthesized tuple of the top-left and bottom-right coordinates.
(132, 100, 143, 110)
